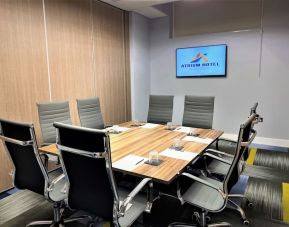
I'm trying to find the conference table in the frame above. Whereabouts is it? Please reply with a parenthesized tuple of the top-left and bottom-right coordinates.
(39, 122, 223, 184)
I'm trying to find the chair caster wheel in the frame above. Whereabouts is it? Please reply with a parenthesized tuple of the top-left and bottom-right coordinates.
(86, 221, 95, 227)
(206, 215, 211, 222)
(243, 219, 250, 225)
(247, 201, 253, 208)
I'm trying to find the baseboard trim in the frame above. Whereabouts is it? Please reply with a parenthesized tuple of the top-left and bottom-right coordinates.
(221, 133, 289, 148)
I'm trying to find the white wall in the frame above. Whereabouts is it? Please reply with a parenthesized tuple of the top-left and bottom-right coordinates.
(130, 12, 151, 121)
(149, 0, 289, 142)
(129, 0, 289, 145)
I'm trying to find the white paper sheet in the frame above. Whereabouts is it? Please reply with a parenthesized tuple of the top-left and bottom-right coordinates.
(160, 149, 198, 161)
(112, 155, 147, 171)
(140, 123, 160, 129)
(105, 126, 130, 133)
(174, 126, 196, 134)
(182, 136, 213, 145)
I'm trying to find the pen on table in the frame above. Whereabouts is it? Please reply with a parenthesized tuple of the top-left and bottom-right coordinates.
(135, 159, 144, 165)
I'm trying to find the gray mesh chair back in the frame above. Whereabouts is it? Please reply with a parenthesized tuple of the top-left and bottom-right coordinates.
(224, 113, 257, 193)
(76, 97, 105, 129)
(182, 96, 215, 129)
(0, 119, 48, 195)
(37, 101, 72, 144)
(147, 95, 174, 124)
(54, 122, 117, 223)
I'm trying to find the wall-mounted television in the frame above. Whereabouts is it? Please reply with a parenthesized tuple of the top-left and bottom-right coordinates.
(176, 44, 227, 78)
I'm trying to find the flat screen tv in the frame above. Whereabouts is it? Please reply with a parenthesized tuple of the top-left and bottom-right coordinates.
(176, 44, 227, 78)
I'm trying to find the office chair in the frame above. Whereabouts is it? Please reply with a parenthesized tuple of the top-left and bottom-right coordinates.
(37, 101, 72, 145)
(76, 97, 105, 129)
(199, 105, 262, 224)
(0, 118, 89, 227)
(182, 96, 215, 129)
(205, 103, 262, 176)
(147, 95, 174, 124)
(170, 114, 257, 227)
(54, 122, 153, 227)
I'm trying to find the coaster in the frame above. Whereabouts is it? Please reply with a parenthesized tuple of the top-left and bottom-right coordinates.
(187, 133, 200, 137)
(165, 127, 177, 131)
(144, 159, 164, 166)
(131, 123, 145, 127)
(169, 145, 184, 151)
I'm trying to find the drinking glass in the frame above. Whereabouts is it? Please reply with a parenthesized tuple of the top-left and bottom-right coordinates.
(149, 150, 159, 164)
(172, 138, 182, 150)
(166, 122, 173, 130)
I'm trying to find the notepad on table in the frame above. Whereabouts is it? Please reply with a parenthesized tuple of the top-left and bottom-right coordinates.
(140, 123, 160, 129)
(182, 136, 213, 145)
(160, 149, 198, 161)
(112, 155, 147, 171)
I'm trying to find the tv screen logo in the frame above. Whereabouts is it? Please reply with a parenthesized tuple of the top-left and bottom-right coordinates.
(176, 44, 227, 77)
(191, 53, 208, 63)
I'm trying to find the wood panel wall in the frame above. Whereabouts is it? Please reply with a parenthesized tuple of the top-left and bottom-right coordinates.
(45, 0, 95, 125)
(93, 1, 127, 124)
(0, 0, 50, 191)
(0, 0, 131, 192)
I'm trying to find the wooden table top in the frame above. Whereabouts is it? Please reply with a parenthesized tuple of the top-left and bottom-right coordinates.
(39, 122, 223, 184)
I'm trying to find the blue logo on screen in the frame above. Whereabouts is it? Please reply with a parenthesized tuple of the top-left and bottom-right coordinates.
(176, 45, 227, 77)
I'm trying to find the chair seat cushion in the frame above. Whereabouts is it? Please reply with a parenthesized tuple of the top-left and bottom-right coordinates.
(208, 156, 233, 176)
(118, 188, 147, 227)
(182, 176, 225, 212)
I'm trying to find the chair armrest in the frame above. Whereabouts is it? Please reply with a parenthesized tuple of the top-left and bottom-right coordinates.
(241, 129, 257, 147)
(119, 178, 152, 216)
(205, 148, 234, 158)
(203, 153, 232, 165)
(180, 172, 225, 198)
(47, 173, 65, 192)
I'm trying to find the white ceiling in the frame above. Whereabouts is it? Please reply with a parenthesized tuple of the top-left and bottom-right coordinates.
(100, 0, 177, 18)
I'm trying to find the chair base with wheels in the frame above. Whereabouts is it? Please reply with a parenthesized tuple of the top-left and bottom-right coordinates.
(168, 209, 232, 227)
(26, 201, 92, 227)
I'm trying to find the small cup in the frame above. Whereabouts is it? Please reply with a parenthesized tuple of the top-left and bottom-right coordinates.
(133, 119, 140, 126)
(173, 138, 182, 150)
(189, 127, 195, 136)
(149, 150, 159, 164)
(112, 125, 119, 133)
(166, 122, 173, 130)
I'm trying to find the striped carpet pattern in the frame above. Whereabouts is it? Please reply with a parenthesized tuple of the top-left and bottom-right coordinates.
(243, 147, 289, 224)
(0, 190, 53, 226)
